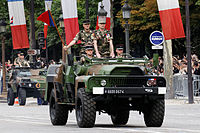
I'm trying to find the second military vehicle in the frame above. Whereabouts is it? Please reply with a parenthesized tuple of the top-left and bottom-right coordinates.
(7, 67, 47, 106)
(45, 54, 166, 128)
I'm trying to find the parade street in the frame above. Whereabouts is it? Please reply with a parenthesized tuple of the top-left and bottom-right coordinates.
(0, 99, 199, 133)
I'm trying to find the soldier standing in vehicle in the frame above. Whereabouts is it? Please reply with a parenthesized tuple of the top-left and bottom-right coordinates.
(14, 51, 21, 66)
(92, 22, 115, 58)
(63, 19, 93, 55)
(115, 44, 124, 58)
(80, 44, 94, 64)
(18, 53, 30, 67)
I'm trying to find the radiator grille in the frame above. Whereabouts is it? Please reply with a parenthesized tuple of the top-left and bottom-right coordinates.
(108, 77, 147, 87)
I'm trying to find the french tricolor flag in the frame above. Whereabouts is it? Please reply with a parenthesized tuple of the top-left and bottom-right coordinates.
(7, 0, 29, 49)
(96, 0, 111, 30)
(44, 0, 52, 44)
(61, 0, 79, 45)
(157, 0, 185, 40)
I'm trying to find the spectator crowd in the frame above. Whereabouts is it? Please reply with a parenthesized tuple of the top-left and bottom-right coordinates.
(146, 54, 200, 76)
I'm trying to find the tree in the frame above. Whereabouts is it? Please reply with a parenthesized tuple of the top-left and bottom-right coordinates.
(117, 0, 200, 58)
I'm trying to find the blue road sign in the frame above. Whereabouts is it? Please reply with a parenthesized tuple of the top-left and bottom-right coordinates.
(150, 31, 164, 46)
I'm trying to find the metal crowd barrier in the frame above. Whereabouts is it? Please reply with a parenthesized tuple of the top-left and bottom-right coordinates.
(173, 74, 200, 98)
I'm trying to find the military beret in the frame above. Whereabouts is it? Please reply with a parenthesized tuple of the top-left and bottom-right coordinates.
(85, 45, 94, 50)
(20, 53, 24, 56)
(83, 19, 90, 24)
(116, 44, 124, 50)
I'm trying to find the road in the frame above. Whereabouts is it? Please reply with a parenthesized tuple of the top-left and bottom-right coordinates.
(0, 99, 200, 133)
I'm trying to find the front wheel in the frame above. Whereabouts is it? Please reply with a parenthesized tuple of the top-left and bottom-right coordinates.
(76, 88, 96, 128)
(18, 88, 26, 106)
(7, 87, 15, 106)
(49, 90, 69, 125)
(143, 99, 165, 127)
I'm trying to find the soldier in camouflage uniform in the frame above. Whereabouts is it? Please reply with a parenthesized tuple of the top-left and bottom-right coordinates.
(63, 19, 93, 55)
(115, 44, 124, 58)
(18, 53, 30, 67)
(14, 51, 21, 66)
(80, 44, 94, 64)
(92, 23, 115, 58)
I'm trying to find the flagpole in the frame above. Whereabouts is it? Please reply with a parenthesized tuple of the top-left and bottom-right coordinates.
(30, 0, 36, 63)
(48, 10, 65, 47)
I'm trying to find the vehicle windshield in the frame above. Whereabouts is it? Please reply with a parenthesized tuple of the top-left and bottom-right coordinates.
(19, 71, 32, 77)
(76, 54, 148, 65)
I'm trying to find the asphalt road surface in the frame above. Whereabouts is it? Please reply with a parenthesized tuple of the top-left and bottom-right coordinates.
(0, 99, 200, 133)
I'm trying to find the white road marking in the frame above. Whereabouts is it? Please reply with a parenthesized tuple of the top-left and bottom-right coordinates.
(0, 113, 76, 126)
(0, 118, 50, 125)
(97, 127, 200, 133)
(1, 116, 199, 133)
(161, 127, 200, 133)
(97, 128, 163, 133)
(0, 115, 48, 120)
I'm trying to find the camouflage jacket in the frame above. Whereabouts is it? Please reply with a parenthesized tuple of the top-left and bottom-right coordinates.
(19, 59, 29, 67)
(92, 29, 113, 55)
(14, 57, 20, 65)
(73, 30, 94, 55)
(73, 30, 93, 45)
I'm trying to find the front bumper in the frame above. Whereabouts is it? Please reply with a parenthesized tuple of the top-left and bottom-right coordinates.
(93, 87, 166, 95)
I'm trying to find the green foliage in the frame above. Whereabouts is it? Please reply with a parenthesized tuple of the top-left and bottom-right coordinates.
(196, 0, 200, 5)
(117, 0, 161, 57)
(77, 0, 101, 30)
(1, 0, 200, 61)
(117, 0, 200, 57)
(0, 0, 103, 62)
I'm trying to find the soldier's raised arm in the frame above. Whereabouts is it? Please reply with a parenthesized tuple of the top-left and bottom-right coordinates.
(93, 40, 101, 58)
(64, 19, 92, 53)
(109, 40, 115, 58)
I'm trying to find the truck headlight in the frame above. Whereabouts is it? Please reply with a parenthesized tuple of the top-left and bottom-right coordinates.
(101, 80, 107, 87)
(29, 84, 32, 87)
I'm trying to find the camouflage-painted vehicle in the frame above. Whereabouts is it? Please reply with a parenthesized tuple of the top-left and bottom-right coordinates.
(7, 67, 47, 106)
(31, 68, 48, 105)
(45, 54, 166, 128)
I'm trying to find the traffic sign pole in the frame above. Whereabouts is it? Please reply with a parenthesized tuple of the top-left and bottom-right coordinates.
(150, 31, 164, 75)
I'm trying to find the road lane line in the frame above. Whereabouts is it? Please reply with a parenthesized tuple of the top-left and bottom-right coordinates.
(0, 118, 50, 125)
(161, 127, 200, 133)
(96, 127, 200, 133)
(0, 117, 77, 126)
(96, 127, 163, 133)
(0, 115, 49, 120)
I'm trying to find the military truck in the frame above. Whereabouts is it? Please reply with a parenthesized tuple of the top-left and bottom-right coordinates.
(7, 67, 47, 106)
(45, 54, 166, 128)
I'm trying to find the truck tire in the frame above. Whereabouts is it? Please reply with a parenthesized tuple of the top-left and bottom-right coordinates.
(143, 99, 165, 127)
(111, 111, 129, 125)
(7, 87, 15, 106)
(18, 88, 26, 106)
(76, 88, 96, 128)
(49, 90, 68, 125)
